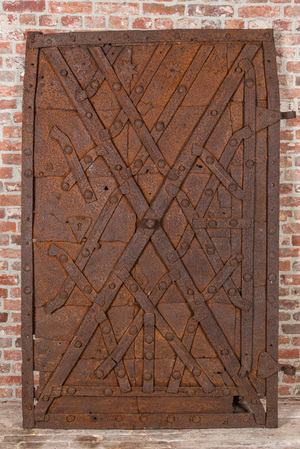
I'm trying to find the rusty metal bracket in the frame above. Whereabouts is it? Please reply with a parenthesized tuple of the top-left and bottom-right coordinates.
(257, 352, 296, 379)
(280, 111, 296, 120)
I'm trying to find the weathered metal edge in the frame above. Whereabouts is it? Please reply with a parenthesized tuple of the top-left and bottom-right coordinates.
(263, 40, 280, 428)
(21, 41, 39, 428)
(27, 28, 274, 49)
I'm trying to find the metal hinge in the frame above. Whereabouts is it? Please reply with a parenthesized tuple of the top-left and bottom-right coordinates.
(257, 352, 296, 379)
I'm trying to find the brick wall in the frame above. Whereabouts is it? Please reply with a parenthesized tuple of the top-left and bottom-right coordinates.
(0, 0, 299, 402)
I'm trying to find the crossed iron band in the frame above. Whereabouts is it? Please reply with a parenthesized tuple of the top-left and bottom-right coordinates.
(35, 41, 280, 423)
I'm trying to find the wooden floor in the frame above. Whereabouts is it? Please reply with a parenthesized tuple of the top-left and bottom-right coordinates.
(0, 402, 300, 448)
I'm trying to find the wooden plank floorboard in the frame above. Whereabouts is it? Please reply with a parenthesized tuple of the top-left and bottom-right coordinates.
(0, 402, 300, 448)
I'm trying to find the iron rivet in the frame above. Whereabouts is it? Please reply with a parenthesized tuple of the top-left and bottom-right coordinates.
(181, 199, 190, 208)
(207, 247, 215, 255)
(155, 121, 164, 131)
(187, 389, 195, 396)
(129, 326, 138, 335)
(84, 155, 92, 164)
(135, 119, 143, 129)
(172, 370, 181, 380)
(236, 254, 244, 262)
(193, 368, 201, 377)
(269, 252, 275, 259)
(205, 189, 213, 197)
(81, 249, 90, 257)
(187, 289, 194, 295)
(114, 120, 123, 129)
(264, 32, 270, 38)
(61, 69, 68, 76)
(188, 324, 195, 333)
(74, 341, 82, 348)
(25, 125, 33, 133)
(208, 285, 217, 294)
(209, 220, 217, 228)
(24, 148, 32, 155)
(174, 32, 180, 39)
(192, 415, 200, 423)
(84, 189, 93, 200)
(24, 264, 31, 271)
(135, 85, 144, 94)
(115, 164, 122, 171)
(83, 285, 92, 294)
(104, 388, 113, 396)
(221, 349, 229, 355)
(64, 145, 72, 154)
(113, 82, 121, 91)
(245, 159, 255, 168)
(61, 182, 69, 191)
(60, 290, 68, 299)
(206, 156, 214, 165)
(230, 138, 238, 147)
(158, 159, 166, 168)
(229, 183, 237, 192)
(102, 325, 111, 334)
(225, 33, 231, 39)
(39, 171, 44, 177)
(243, 415, 250, 422)
(179, 165, 185, 171)
(230, 258, 238, 267)
(165, 332, 174, 341)
(243, 273, 252, 282)
(134, 158, 143, 168)
(109, 283, 115, 289)
(45, 163, 53, 171)
(110, 195, 118, 205)
(118, 369, 125, 378)
(211, 110, 218, 116)
(124, 34, 129, 39)
(178, 85, 187, 94)
(42, 395, 49, 402)
(181, 242, 190, 251)
(86, 112, 92, 118)
(67, 386, 76, 395)
(246, 79, 254, 88)
(235, 66, 242, 73)
(145, 219, 156, 229)
(24, 169, 32, 178)
(145, 352, 153, 360)
(145, 335, 153, 344)
(159, 282, 167, 290)
(268, 273, 276, 282)
(194, 297, 202, 305)
(91, 80, 98, 89)
(223, 388, 231, 396)
(269, 228, 276, 235)
(95, 242, 101, 248)
(167, 415, 175, 423)
(144, 372, 152, 380)
(140, 414, 148, 422)
(228, 288, 237, 296)
(59, 254, 68, 263)
(97, 370, 104, 379)
(130, 283, 138, 292)
(115, 415, 122, 422)
(47, 39, 52, 45)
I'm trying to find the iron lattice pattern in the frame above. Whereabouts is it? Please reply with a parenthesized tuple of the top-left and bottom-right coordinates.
(21, 30, 280, 429)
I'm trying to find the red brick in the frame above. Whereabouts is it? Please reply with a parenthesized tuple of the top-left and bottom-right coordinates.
(238, 6, 280, 17)
(11, 261, 21, 271)
(11, 312, 21, 322)
(0, 313, 8, 323)
(0, 375, 21, 386)
(279, 260, 291, 271)
(0, 222, 16, 232)
(0, 249, 21, 259)
(281, 143, 300, 156)
(0, 388, 12, 398)
(0, 167, 13, 179)
(19, 13, 36, 25)
(281, 130, 294, 140)
(3, 126, 22, 138)
(188, 5, 234, 17)
(85, 16, 106, 28)
(132, 17, 153, 29)
(10, 287, 21, 298)
(5, 56, 24, 69)
(278, 386, 291, 396)
(279, 335, 290, 345)
(280, 300, 300, 310)
(6, 207, 20, 219)
(0, 13, 17, 26)
(273, 19, 293, 31)
(225, 20, 245, 29)
(0, 325, 21, 335)
(61, 16, 82, 27)
(2, 153, 21, 165)
(3, 1, 45, 12)
(280, 89, 300, 100)
(4, 299, 21, 311)
(95, 2, 139, 15)
(281, 275, 300, 286)
(0, 260, 8, 269)
(0, 338, 12, 348)
(0, 29, 25, 42)
(287, 62, 300, 73)
(177, 18, 199, 29)
(292, 236, 300, 246)
(49, 1, 92, 14)
(280, 197, 300, 208)
(0, 140, 21, 151)
(0, 288, 8, 298)
(279, 348, 300, 359)
(5, 182, 21, 192)
(0, 85, 22, 97)
(279, 311, 291, 321)
(294, 312, 300, 321)
(280, 184, 293, 195)
(0, 71, 15, 83)
(284, 6, 300, 17)
(280, 210, 293, 221)
(0, 274, 18, 285)
(143, 3, 185, 16)
(293, 337, 300, 346)
(282, 324, 300, 334)
(201, 19, 222, 29)
(154, 18, 174, 29)
(283, 223, 300, 234)
(39, 14, 59, 27)
(109, 17, 129, 29)
(0, 100, 17, 110)
(0, 43, 12, 54)
(0, 112, 11, 125)
(4, 349, 21, 361)
(12, 363, 22, 374)
(276, 47, 296, 59)
(0, 209, 5, 219)
(12, 112, 22, 123)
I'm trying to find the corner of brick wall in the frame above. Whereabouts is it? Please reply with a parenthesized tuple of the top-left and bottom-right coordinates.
(0, 0, 299, 402)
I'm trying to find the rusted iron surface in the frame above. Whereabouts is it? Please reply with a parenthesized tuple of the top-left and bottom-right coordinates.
(22, 29, 282, 429)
